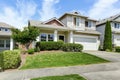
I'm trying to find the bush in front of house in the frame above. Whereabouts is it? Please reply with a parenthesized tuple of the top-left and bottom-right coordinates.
(28, 48, 34, 54)
(0, 52, 4, 71)
(62, 43, 83, 52)
(1, 50, 21, 69)
(36, 40, 64, 51)
(115, 46, 120, 52)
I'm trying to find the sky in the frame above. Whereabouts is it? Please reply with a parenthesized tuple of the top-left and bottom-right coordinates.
(0, 0, 120, 29)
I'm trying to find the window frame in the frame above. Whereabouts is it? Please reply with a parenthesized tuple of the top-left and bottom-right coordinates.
(40, 33, 54, 42)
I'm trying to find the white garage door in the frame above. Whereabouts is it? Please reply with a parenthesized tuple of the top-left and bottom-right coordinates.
(74, 37, 98, 50)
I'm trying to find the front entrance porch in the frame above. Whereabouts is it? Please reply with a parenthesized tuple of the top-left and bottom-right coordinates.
(37, 29, 73, 43)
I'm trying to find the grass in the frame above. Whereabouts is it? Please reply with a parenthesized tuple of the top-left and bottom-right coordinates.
(21, 52, 109, 69)
(31, 74, 86, 80)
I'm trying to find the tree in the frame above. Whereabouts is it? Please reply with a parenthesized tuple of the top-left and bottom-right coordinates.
(12, 26, 40, 50)
(103, 21, 112, 51)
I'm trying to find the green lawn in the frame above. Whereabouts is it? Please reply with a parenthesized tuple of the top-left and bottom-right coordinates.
(21, 52, 109, 69)
(31, 74, 86, 80)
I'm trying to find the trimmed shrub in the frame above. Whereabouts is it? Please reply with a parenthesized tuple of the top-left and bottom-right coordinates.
(1, 50, 21, 69)
(27, 48, 34, 54)
(34, 47, 40, 52)
(36, 41, 64, 51)
(62, 43, 83, 52)
(115, 46, 120, 52)
(0, 52, 4, 71)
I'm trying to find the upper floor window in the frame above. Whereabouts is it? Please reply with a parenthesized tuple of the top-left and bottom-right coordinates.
(74, 17, 80, 27)
(85, 21, 93, 27)
(88, 21, 92, 27)
(0, 27, 10, 32)
(5, 28, 8, 31)
(114, 23, 120, 29)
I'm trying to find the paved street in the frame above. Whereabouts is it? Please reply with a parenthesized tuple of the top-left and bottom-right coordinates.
(0, 51, 120, 80)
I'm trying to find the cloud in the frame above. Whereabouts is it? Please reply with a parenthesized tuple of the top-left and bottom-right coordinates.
(88, 0, 120, 20)
(0, 0, 37, 29)
(39, 0, 59, 21)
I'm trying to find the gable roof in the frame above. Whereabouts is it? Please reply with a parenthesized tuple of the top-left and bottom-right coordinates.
(0, 22, 14, 28)
(43, 17, 65, 26)
(28, 20, 43, 26)
(97, 13, 120, 26)
(59, 12, 97, 22)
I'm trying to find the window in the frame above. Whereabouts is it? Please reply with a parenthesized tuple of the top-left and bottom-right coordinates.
(114, 23, 120, 29)
(6, 40, 10, 48)
(74, 17, 80, 27)
(88, 21, 92, 27)
(85, 21, 88, 27)
(85, 21, 92, 27)
(48, 34, 54, 41)
(59, 35, 64, 41)
(5, 28, 8, 31)
(40, 33, 54, 41)
(0, 40, 4, 48)
(76, 17, 80, 26)
(40, 34, 47, 41)
(74, 17, 76, 26)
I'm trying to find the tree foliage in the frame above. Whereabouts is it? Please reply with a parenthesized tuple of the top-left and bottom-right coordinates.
(12, 26, 40, 50)
(103, 21, 112, 51)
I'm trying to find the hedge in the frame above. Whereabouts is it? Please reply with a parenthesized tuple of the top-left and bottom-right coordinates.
(62, 43, 83, 52)
(0, 50, 21, 70)
(36, 41, 64, 51)
(115, 46, 120, 52)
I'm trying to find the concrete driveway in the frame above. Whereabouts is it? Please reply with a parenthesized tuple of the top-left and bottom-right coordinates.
(84, 51, 120, 62)
(82, 51, 120, 80)
(1, 51, 120, 80)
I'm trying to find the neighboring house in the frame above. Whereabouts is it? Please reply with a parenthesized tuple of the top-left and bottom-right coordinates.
(0, 22, 14, 51)
(97, 14, 120, 47)
(29, 12, 100, 50)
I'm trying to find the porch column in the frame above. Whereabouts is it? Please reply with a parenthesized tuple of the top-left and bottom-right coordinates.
(54, 30, 58, 42)
(36, 35, 40, 42)
(70, 31, 73, 43)
(10, 38, 13, 50)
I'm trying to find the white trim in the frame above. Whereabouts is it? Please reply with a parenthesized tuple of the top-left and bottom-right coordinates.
(54, 30, 58, 42)
(10, 38, 13, 50)
(69, 31, 73, 43)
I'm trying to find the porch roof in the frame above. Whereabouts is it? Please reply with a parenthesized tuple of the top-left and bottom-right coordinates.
(75, 30, 101, 35)
(0, 32, 11, 36)
(29, 20, 101, 35)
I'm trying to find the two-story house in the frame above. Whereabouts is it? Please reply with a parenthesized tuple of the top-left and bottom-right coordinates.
(97, 14, 120, 47)
(29, 12, 100, 50)
(0, 22, 14, 51)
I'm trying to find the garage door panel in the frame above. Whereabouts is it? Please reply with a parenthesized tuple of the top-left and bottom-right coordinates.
(74, 37, 97, 43)
(74, 37, 98, 50)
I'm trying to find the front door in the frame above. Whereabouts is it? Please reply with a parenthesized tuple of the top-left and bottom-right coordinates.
(59, 35, 64, 42)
